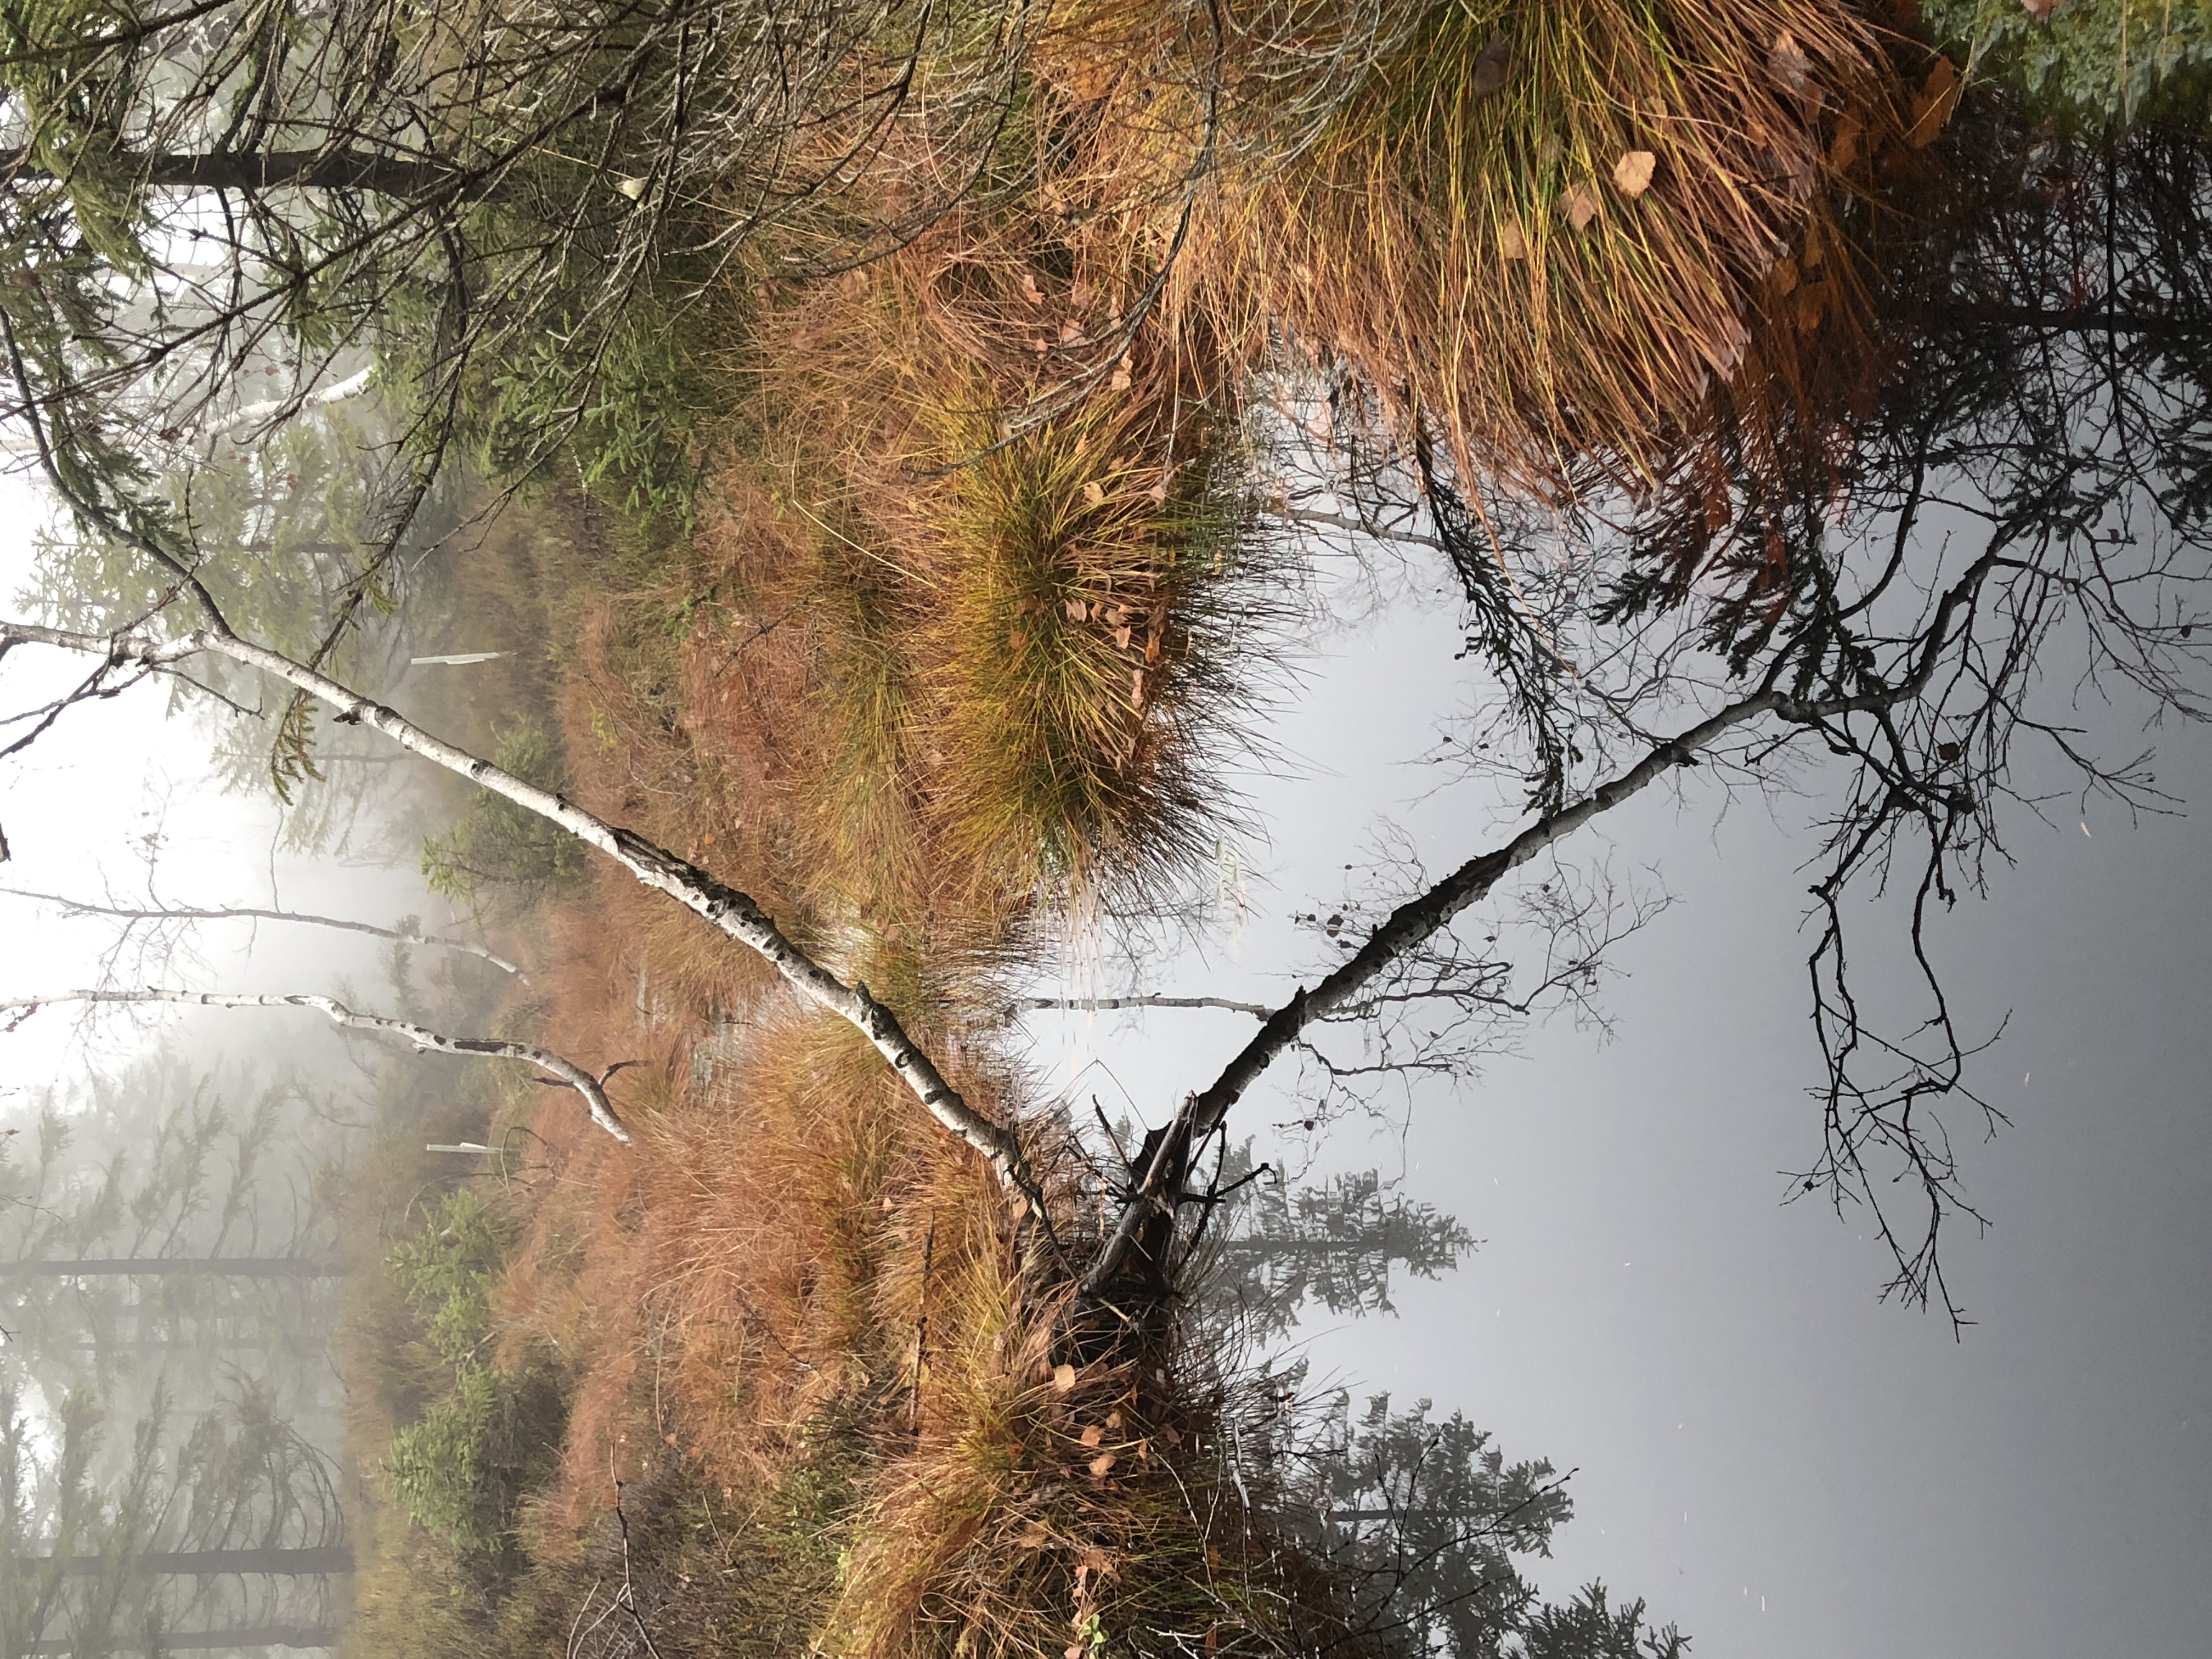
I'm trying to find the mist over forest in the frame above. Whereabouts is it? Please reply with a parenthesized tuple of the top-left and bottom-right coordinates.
(2, 3, 2210, 1658)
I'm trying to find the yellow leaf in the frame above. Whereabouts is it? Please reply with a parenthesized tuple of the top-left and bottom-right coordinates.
(1612, 150, 1656, 199)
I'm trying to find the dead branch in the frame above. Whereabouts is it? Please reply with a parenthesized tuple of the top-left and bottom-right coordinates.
(0, 987, 630, 1143)
(0, 887, 522, 974)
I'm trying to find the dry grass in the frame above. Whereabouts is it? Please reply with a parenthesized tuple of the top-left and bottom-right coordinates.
(1169, 0, 1899, 493)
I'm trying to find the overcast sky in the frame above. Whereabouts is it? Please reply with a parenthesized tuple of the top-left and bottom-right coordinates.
(5, 479, 2207, 1658)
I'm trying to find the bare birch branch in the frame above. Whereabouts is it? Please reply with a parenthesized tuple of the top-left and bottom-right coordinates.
(0, 988, 630, 1143)
(1017, 994, 1272, 1018)
(0, 887, 522, 974)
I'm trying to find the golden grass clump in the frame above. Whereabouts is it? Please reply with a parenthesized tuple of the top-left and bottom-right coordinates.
(1192, 0, 1895, 491)
(691, 247, 1280, 939)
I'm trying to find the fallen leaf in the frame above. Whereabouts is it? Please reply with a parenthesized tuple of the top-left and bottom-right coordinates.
(1937, 741, 1962, 761)
(1128, 668, 1146, 708)
(1137, 1438, 1150, 1461)
(2019, 0, 2058, 16)
(1088, 1451, 1118, 1480)
(1908, 56, 1960, 147)
(1109, 365, 1132, 392)
(1105, 1411, 1122, 1430)
(1498, 221, 1528, 259)
(1771, 255, 1800, 296)
(1794, 280, 1831, 332)
(1080, 1423, 1105, 1448)
(1053, 1362, 1077, 1392)
(1562, 183, 1600, 231)
(1082, 479, 1105, 507)
(1612, 150, 1656, 198)
(1019, 1521, 1051, 1549)
(1768, 30, 1812, 101)
(1019, 269, 1044, 306)
(1008, 630, 1028, 652)
(1114, 625, 1132, 650)
(1829, 114, 1863, 171)
(1059, 318, 1084, 344)
(1470, 32, 1511, 98)
(1065, 597, 1089, 622)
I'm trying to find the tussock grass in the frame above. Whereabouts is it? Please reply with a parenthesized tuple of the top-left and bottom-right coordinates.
(686, 249, 1285, 943)
(1177, 0, 1898, 492)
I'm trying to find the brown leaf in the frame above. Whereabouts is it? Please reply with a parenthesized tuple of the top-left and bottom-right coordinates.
(1019, 269, 1044, 306)
(1114, 625, 1132, 650)
(1771, 255, 1800, 296)
(1562, 183, 1600, 232)
(1794, 280, 1832, 332)
(1065, 596, 1090, 622)
(1612, 150, 1656, 198)
(2019, 0, 2058, 17)
(1008, 630, 1028, 652)
(1768, 30, 1812, 101)
(1053, 1362, 1077, 1392)
(1938, 741, 1962, 761)
(1109, 365, 1132, 392)
(1105, 1411, 1122, 1430)
(1128, 668, 1146, 708)
(1082, 479, 1106, 507)
(1079, 1423, 1105, 1448)
(1019, 1521, 1051, 1549)
(1059, 318, 1084, 345)
(1829, 114, 1864, 171)
(1470, 32, 1511, 98)
(1498, 221, 1528, 260)
(1088, 1451, 1118, 1480)
(1908, 57, 1960, 147)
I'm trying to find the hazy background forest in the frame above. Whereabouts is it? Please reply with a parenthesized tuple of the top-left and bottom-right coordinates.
(2, 1, 2210, 1657)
